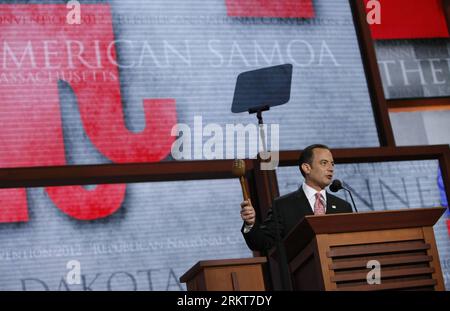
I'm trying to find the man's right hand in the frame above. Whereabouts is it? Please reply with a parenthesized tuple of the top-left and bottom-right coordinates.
(240, 199, 255, 226)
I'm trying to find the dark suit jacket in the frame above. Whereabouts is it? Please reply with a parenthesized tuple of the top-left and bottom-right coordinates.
(242, 187, 353, 252)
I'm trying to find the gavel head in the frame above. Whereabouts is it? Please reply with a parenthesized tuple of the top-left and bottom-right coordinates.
(232, 159, 246, 177)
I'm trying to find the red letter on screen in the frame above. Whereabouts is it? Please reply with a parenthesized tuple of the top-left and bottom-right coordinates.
(366, 0, 449, 39)
(225, 0, 315, 18)
(0, 5, 176, 222)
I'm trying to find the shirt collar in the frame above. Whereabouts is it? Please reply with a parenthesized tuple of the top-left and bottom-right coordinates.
(302, 182, 327, 202)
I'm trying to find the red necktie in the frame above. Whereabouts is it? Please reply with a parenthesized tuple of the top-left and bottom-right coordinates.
(314, 192, 325, 215)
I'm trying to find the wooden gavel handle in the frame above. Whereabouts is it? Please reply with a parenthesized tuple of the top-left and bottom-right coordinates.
(239, 176, 250, 201)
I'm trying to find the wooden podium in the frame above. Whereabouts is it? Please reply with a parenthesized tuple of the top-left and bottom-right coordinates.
(270, 207, 446, 291)
(180, 257, 267, 291)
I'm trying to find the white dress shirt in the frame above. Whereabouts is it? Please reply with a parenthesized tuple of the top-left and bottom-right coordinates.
(243, 183, 327, 233)
(302, 182, 327, 214)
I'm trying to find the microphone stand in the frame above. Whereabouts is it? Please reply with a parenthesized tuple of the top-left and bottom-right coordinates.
(343, 185, 359, 213)
(331, 180, 358, 213)
(251, 106, 292, 291)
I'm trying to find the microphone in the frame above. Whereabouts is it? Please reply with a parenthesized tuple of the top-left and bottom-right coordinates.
(329, 179, 358, 213)
(329, 179, 343, 192)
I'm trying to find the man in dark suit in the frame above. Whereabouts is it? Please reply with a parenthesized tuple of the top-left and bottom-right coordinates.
(240, 144, 353, 252)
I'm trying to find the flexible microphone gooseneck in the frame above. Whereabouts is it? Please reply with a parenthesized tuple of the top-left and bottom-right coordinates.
(329, 179, 358, 213)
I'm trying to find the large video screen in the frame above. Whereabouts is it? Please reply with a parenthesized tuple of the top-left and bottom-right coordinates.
(375, 39, 450, 99)
(0, 0, 379, 170)
(0, 178, 251, 290)
(1, 0, 412, 292)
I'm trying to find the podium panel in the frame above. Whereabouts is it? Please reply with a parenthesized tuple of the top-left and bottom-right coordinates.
(180, 257, 267, 291)
(273, 208, 446, 291)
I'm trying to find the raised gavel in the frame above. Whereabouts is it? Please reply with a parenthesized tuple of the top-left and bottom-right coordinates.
(232, 159, 250, 201)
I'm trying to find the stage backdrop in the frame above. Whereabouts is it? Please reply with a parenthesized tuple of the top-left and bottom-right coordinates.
(3, 0, 445, 291)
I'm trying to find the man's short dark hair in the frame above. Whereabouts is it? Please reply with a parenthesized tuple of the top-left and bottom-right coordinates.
(298, 144, 330, 177)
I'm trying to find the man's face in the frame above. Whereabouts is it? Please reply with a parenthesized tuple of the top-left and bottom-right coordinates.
(302, 148, 335, 191)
